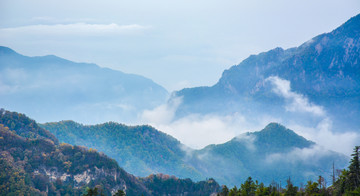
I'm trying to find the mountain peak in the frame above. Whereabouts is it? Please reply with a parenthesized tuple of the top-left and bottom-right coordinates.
(262, 122, 289, 133)
(253, 123, 314, 151)
(257, 122, 301, 138)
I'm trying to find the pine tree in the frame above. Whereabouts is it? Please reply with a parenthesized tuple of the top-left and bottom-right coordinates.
(241, 177, 256, 196)
(349, 146, 360, 190)
(284, 177, 298, 196)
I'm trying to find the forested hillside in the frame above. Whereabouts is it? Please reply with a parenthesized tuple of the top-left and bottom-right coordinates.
(42, 121, 348, 186)
(0, 109, 221, 195)
(0, 108, 58, 144)
(41, 120, 202, 179)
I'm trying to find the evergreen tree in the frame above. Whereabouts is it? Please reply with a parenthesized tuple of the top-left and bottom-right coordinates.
(219, 185, 229, 196)
(305, 181, 319, 195)
(228, 186, 238, 196)
(241, 177, 256, 196)
(349, 146, 360, 189)
(284, 177, 298, 196)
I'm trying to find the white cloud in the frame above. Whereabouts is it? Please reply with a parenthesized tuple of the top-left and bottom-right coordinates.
(141, 97, 182, 124)
(143, 112, 243, 149)
(139, 76, 359, 156)
(264, 76, 359, 156)
(266, 76, 325, 116)
(0, 23, 150, 36)
(288, 119, 360, 156)
(235, 134, 257, 151)
(0, 68, 29, 93)
(140, 97, 279, 149)
(140, 97, 245, 149)
(265, 145, 333, 165)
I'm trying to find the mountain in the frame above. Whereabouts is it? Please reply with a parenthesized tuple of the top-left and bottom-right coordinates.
(42, 119, 349, 187)
(173, 14, 360, 131)
(40, 120, 203, 180)
(0, 47, 168, 124)
(187, 123, 348, 186)
(0, 109, 221, 195)
(0, 110, 150, 195)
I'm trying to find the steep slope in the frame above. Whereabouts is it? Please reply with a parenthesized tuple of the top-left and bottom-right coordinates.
(41, 121, 203, 180)
(0, 109, 221, 195)
(174, 14, 360, 130)
(188, 123, 348, 186)
(0, 47, 168, 124)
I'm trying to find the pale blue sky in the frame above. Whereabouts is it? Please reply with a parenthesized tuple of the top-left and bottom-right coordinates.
(1, 0, 359, 91)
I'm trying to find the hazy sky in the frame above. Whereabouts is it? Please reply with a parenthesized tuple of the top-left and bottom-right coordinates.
(1, 0, 359, 91)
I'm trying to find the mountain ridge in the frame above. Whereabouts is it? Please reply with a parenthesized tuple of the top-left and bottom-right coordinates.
(173, 13, 360, 131)
(42, 118, 348, 186)
(0, 46, 169, 124)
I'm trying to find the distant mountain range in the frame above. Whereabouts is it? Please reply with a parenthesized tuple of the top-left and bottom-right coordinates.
(41, 119, 348, 187)
(0, 47, 168, 124)
(173, 14, 360, 131)
(0, 109, 220, 195)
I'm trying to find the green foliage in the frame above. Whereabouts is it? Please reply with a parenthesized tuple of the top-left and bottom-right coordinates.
(284, 178, 298, 196)
(83, 187, 105, 196)
(333, 146, 360, 195)
(240, 177, 257, 196)
(219, 185, 229, 196)
(41, 120, 202, 179)
(2, 108, 358, 196)
(0, 118, 150, 195)
(140, 174, 220, 196)
(42, 121, 348, 186)
(349, 146, 360, 188)
(219, 146, 359, 196)
(0, 110, 221, 195)
(0, 108, 58, 144)
(190, 122, 347, 186)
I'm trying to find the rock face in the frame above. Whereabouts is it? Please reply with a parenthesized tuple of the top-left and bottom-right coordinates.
(173, 14, 360, 131)
(0, 47, 168, 124)
(33, 166, 127, 194)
